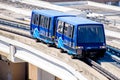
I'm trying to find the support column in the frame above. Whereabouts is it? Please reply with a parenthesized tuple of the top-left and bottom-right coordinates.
(0, 60, 28, 80)
(10, 62, 28, 80)
(29, 63, 57, 80)
(29, 63, 38, 80)
(40, 69, 55, 80)
(9, 44, 16, 62)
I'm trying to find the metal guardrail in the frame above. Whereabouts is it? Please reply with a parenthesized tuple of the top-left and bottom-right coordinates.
(107, 45, 120, 57)
(0, 18, 29, 31)
(0, 35, 87, 80)
(106, 45, 120, 64)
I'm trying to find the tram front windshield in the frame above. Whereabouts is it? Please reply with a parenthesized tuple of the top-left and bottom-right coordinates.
(77, 25, 105, 43)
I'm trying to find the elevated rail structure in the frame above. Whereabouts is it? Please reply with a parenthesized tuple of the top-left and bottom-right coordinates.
(86, 58, 120, 80)
(0, 17, 120, 80)
(1, 18, 120, 58)
(0, 18, 88, 80)
(0, 35, 87, 80)
(0, 1, 120, 79)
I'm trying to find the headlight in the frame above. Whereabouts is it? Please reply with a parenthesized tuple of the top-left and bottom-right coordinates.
(76, 46, 83, 49)
(100, 46, 106, 48)
(52, 36, 55, 38)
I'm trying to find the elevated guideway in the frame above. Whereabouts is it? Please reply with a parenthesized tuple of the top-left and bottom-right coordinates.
(0, 35, 87, 80)
(0, 1, 120, 80)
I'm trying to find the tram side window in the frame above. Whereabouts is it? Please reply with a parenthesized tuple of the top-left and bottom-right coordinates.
(64, 23, 74, 38)
(44, 17, 47, 28)
(57, 20, 64, 33)
(39, 15, 51, 29)
(31, 14, 35, 24)
(69, 25, 74, 38)
(64, 23, 68, 36)
(38, 15, 41, 26)
(40, 15, 44, 27)
(46, 17, 51, 29)
(35, 14, 39, 25)
(32, 14, 39, 26)
(44, 17, 51, 29)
